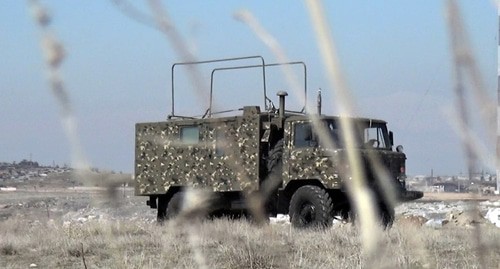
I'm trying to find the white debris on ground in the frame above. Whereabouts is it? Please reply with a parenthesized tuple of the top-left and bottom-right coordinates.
(485, 208, 500, 228)
(47, 190, 499, 229)
(0, 187, 16, 191)
(61, 206, 156, 225)
(268, 200, 500, 228)
(425, 219, 444, 228)
(269, 214, 345, 226)
(57, 201, 500, 228)
(270, 214, 289, 225)
(397, 199, 500, 228)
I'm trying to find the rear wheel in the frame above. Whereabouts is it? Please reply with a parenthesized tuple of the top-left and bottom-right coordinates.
(166, 192, 184, 219)
(262, 139, 284, 216)
(347, 201, 395, 228)
(289, 185, 333, 228)
(157, 196, 168, 223)
(267, 139, 284, 172)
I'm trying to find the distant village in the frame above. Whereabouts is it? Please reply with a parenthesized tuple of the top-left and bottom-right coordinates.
(407, 173, 499, 195)
(0, 159, 72, 182)
(1, 159, 498, 194)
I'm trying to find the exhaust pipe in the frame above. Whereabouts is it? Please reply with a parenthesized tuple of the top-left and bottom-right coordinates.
(277, 91, 288, 119)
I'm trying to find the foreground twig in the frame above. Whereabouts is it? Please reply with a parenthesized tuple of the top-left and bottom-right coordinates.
(81, 243, 88, 269)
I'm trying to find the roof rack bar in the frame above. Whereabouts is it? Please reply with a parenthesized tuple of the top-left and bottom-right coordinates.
(209, 61, 307, 117)
(170, 56, 266, 118)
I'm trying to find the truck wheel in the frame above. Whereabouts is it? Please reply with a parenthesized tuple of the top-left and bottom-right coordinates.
(263, 139, 284, 215)
(166, 192, 184, 219)
(289, 185, 333, 228)
(347, 202, 395, 228)
(157, 196, 168, 223)
(379, 202, 395, 228)
(267, 139, 284, 172)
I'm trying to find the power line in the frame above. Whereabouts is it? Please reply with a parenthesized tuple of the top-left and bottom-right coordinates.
(403, 66, 439, 130)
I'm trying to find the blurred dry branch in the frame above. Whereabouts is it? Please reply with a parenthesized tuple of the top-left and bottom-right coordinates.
(147, 0, 210, 108)
(111, 0, 157, 29)
(304, 0, 382, 255)
(29, 0, 134, 214)
(446, 1, 494, 268)
(446, 1, 497, 171)
(29, 0, 89, 170)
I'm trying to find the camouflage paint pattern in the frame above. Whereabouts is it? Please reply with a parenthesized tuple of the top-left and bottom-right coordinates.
(281, 118, 406, 190)
(282, 119, 342, 189)
(135, 106, 406, 196)
(135, 106, 261, 195)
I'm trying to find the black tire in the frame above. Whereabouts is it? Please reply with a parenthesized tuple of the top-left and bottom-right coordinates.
(166, 192, 184, 219)
(267, 139, 284, 172)
(347, 201, 395, 228)
(262, 139, 284, 216)
(157, 196, 168, 223)
(378, 202, 395, 228)
(289, 185, 333, 228)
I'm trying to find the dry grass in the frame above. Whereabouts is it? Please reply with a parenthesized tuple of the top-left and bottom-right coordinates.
(0, 216, 498, 269)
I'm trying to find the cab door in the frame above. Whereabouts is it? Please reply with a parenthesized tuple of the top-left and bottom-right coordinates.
(283, 120, 322, 181)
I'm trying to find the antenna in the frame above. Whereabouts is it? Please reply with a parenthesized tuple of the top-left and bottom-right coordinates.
(317, 88, 322, 115)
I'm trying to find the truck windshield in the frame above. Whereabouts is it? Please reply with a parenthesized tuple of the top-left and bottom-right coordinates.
(321, 119, 390, 149)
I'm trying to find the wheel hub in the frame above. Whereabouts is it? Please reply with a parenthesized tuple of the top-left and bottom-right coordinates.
(299, 203, 316, 224)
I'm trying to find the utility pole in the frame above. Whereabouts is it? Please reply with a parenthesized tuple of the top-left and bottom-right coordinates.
(497, 5, 500, 194)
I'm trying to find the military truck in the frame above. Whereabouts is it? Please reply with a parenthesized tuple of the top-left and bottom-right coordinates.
(135, 56, 423, 228)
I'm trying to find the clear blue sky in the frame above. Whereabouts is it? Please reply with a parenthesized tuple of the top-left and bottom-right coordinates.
(0, 1, 497, 176)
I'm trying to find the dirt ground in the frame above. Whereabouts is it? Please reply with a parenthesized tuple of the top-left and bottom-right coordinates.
(0, 173, 498, 225)
(0, 187, 153, 223)
(0, 172, 154, 223)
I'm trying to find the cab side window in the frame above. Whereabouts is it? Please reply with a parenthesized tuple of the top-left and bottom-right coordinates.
(364, 127, 387, 148)
(294, 123, 313, 147)
(215, 130, 225, 156)
(180, 126, 200, 144)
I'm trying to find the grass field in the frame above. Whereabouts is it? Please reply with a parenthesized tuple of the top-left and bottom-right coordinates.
(1, 214, 499, 269)
(1, 182, 499, 269)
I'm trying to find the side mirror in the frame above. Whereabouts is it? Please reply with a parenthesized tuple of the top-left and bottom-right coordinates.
(396, 145, 404, 153)
(389, 131, 394, 147)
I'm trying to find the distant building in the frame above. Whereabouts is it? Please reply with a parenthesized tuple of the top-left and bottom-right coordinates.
(432, 182, 459, 192)
(18, 159, 39, 168)
(413, 175, 427, 181)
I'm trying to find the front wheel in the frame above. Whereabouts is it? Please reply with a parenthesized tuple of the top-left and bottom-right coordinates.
(289, 185, 333, 228)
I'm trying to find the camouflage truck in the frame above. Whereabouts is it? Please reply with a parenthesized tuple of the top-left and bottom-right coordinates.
(135, 56, 423, 228)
